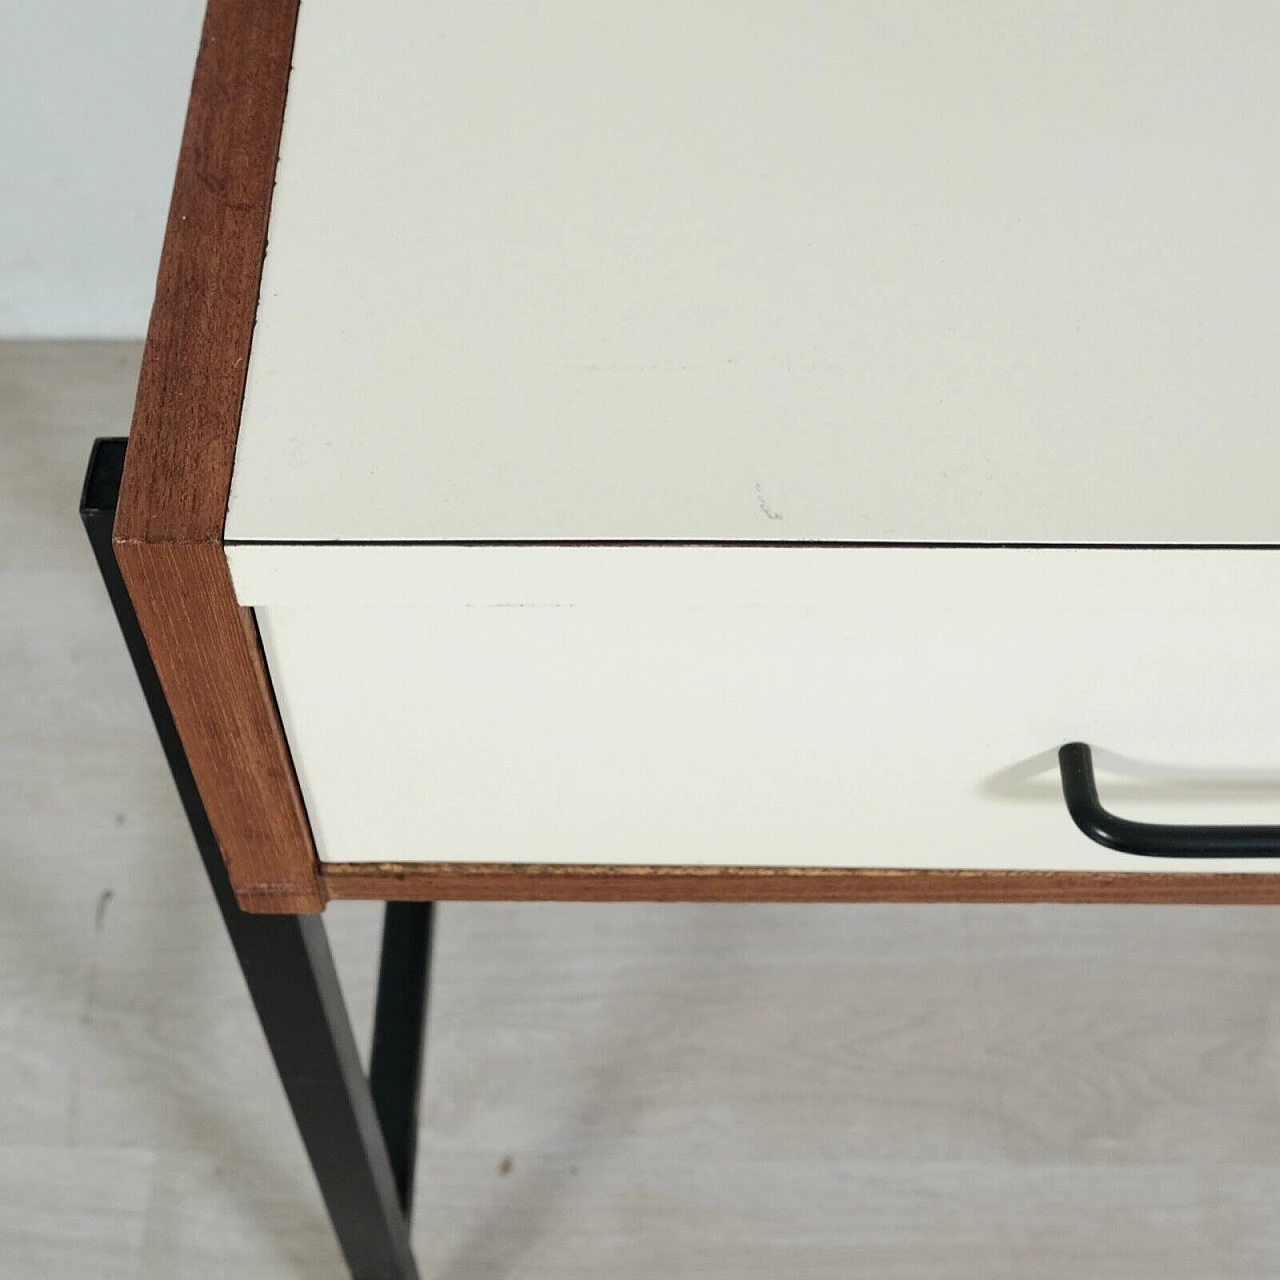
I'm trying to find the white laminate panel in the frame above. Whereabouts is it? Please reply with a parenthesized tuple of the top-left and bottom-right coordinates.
(246, 546, 1280, 871)
(228, 542, 1279, 610)
(229, 0, 1280, 547)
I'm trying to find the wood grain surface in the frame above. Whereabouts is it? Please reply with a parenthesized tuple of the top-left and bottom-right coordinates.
(323, 863, 1280, 906)
(113, 0, 322, 912)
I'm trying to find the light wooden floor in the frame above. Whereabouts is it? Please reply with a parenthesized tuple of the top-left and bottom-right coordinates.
(7, 341, 1280, 1278)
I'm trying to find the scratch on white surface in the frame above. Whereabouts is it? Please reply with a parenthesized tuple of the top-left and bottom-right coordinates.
(754, 482, 784, 522)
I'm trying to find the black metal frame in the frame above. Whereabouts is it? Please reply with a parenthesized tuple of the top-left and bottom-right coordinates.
(81, 438, 430, 1280)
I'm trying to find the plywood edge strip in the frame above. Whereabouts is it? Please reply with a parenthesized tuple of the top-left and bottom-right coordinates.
(322, 863, 1280, 905)
(114, 0, 322, 913)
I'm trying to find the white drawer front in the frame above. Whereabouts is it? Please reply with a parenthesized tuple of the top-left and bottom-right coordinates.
(240, 547, 1280, 873)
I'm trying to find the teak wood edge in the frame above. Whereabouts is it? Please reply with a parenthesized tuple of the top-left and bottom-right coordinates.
(115, 0, 323, 913)
(117, 0, 1280, 914)
(322, 864, 1280, 905)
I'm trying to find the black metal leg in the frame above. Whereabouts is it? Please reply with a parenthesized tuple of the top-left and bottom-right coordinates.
(370, 902, 434, 1216)
(82, 439, 423, 1280)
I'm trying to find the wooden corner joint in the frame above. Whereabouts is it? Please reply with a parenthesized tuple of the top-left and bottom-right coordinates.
(113, 538, 326, 915)
(113, 0, 318, 914)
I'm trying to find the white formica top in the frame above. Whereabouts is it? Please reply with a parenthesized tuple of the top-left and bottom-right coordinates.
(228, 1, 1280, 546)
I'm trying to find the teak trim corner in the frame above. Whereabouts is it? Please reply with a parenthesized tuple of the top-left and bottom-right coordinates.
(115, 0, 323, 913)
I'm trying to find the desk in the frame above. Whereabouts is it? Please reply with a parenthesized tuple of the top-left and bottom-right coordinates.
(96, 1, 1280, 1275)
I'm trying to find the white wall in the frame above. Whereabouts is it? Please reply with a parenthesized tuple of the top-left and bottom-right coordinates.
(0, 1, 204, 338)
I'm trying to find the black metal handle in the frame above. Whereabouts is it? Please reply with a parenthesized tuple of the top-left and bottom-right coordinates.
(1058, 742, 1280, 858)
